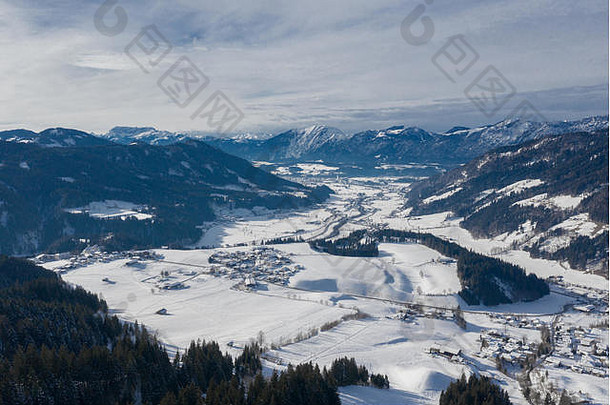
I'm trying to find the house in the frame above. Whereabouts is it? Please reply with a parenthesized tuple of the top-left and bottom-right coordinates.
(547, 358, 562, 368)
(580, 338, 595, 347)
(244, 276, 257, 288)
(574, 304, 595, 313)
(429, 345, 462, 358)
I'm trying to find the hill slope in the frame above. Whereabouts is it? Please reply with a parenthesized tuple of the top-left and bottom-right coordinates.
(0, 138, 330, 255)
(406, 130, 609, 276)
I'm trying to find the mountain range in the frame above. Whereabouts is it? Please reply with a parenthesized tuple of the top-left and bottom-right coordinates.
(100, 116, 609, 168)
(4, 116, 606, 168)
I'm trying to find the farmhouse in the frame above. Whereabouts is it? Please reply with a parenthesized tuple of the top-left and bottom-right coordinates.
(429, 345, 461, 358)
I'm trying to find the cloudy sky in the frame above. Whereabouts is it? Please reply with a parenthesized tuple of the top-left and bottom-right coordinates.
(0, 0, 607, 135)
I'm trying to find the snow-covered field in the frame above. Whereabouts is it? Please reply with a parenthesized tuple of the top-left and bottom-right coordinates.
(278, 242, 461, 300)
(497, 179, 544, 196)
(270, 318, 473, 404)
(514, 193, 585, 210)
(64, 200, 153, 220)
(52, 254, 353, 355)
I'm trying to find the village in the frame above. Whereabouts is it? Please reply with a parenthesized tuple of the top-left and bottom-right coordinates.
(392, 291, 609, 383)
(546, 323, 609, 378)
(32, 245, 163, 272)
(477, 328, 541, 365)
(475, 317, 609, 379)
(208, 247, 304, 286)
(33, 244, 306, 291)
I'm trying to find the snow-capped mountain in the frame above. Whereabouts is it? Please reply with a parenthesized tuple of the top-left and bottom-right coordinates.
(82, 116, 609, 167)
(262, 125, 349, 159)
(0, 128, 110, 147)
(207, 116, 608, 166)
(319, 116, 609, 166)
(442, 115, 610, 154)
(100, 126, 190, 146)
(204, 124, 349, 162)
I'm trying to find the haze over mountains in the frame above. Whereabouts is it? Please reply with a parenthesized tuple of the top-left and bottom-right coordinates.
(99, 116, 608, 167)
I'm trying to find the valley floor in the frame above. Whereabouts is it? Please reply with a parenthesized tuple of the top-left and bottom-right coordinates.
(42, 175, 609, 405)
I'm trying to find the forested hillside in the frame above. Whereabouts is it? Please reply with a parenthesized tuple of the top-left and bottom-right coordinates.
(0, 138, 330, 256)
(407, 130, 609, 276)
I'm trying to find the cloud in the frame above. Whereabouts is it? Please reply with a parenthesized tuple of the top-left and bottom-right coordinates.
(0, 0, 607, 134)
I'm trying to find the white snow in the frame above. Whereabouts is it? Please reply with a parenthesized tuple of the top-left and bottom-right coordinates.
(64, 200, 153, 220)
(278, 242, 460, 300)
(375, 164, 433, 170)
(422, 188, 462, 204)
(514, 193, 584, 210)
(252, 161, 274, 166)
(38, 175, 608, 405)
(497, 179, 544, 196)
(55, 253, 352, 354)
(549, 195, 585, 209)
(549, 213, 603, 237)
(295, 163, 340, 175)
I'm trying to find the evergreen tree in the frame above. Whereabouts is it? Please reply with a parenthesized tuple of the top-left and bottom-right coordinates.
(439, 374, 511, 405)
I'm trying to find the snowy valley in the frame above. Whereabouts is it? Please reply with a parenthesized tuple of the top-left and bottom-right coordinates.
(38, 171, 609, 405)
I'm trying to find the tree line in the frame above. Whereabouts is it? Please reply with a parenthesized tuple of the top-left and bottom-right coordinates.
(309, 230, 379, 257)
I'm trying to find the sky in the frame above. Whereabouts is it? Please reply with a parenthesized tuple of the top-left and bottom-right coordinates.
(0, 0, 608, 135)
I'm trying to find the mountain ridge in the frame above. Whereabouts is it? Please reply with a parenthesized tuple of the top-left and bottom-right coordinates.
(205, 115, 609, 166)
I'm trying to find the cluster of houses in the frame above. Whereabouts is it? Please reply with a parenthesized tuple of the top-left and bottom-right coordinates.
(395, 304, 455, 323)
(548, 325, 608, 378)
(488, 313, 547, 330)
(34, 245, 163, 272)
(477, 329, 538, 364)
(208, 247, 304, 286)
